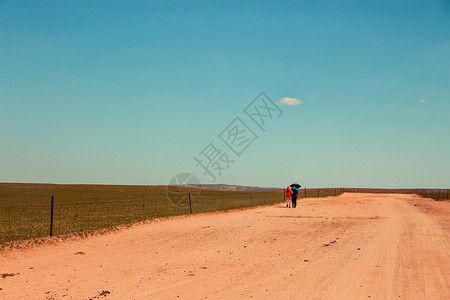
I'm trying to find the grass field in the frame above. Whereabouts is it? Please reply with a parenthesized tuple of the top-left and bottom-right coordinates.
(0, 183, 285, 245)
(2, 183, 446, 245)
(341, 188, 449, 201)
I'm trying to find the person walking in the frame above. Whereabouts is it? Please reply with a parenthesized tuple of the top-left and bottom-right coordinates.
(285, 186, 293, 208)
(291, 186, 299, 208)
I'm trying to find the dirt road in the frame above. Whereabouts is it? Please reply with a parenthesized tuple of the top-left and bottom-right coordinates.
(1, 193, 449, 299)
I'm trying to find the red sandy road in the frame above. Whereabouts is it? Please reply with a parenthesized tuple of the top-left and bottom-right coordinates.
(1, 193, 449, 300)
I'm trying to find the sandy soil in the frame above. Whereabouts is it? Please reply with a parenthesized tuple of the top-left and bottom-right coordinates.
(1, 193, 449, 300)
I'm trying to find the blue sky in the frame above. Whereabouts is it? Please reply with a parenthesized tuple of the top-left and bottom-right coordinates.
(1, 0, 449, 188)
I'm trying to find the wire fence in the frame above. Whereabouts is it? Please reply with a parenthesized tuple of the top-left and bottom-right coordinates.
(415, 189, 450, 200)
(0, 186, 286, 245)
(338, 188, 450, 200)
(1, 185, 447, 245)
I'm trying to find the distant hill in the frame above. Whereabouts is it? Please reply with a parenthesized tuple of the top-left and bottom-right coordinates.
(179, 184, 282, 192)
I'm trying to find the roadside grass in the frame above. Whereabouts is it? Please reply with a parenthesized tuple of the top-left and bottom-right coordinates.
(7, 184, 446, 246)
(415, 189, 450, 201)
(0, 183, 284, 245)
(341, 188, 449, 201)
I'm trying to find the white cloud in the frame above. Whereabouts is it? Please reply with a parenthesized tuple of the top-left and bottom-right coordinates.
(279, 97, 302, 106)
(419, 99, 427, 102)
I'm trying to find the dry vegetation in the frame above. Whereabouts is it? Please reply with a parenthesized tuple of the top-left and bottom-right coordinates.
(0, 183, 284, 245)
(2, 183, 446, 245)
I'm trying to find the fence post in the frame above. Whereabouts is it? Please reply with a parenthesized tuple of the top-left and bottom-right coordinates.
(50, 195, 54, 237)
(317, 189, 319, 197)
(142, 196, 145, 219)
(188, 191, 192, 214)
(251, 191, 253, 207)
(304, 187, 307, 198)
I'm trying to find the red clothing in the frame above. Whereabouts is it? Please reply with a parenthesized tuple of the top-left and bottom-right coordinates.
(285, 186, 293, 200)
